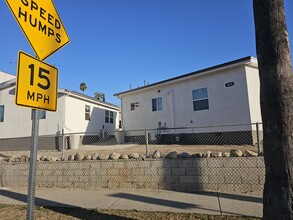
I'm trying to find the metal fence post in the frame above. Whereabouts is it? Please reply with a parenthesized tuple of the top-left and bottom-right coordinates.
(61, 129, 64, 161)
(256, 122, 260, 155)
(145, 130, 149, 157)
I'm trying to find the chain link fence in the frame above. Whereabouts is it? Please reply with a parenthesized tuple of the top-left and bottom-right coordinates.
(0, 123, 263, 155)
(0, 122, 264, 193)
(1, 157, 265, 193)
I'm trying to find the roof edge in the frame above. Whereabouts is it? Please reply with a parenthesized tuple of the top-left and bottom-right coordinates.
(114, 56, 256, 97)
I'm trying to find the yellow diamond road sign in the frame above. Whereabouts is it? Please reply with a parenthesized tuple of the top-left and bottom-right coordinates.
(16, 51, 58, 111)
(6, 0, 69, 61)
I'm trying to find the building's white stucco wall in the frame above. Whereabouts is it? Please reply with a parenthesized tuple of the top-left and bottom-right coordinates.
(0, 86, 66, 138)
(121, 65, 256, 131)
(0, 71, 15, 83)
(64, 95, 119, 134)
(245, 66, 262, 124)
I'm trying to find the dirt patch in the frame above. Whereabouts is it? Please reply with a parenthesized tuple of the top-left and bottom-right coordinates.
(0, 144, 259, 159)
(0, 205, 261, 220)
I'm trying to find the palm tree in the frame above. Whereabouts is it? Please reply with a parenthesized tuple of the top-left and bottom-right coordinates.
(80, 82, 87, 94)
(253, 0, 293, 218)
(94, 92, 105, 101)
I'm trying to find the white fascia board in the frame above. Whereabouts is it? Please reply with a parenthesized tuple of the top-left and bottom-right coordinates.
(117, 57, 257, 98)
(0, 78, 16, 91)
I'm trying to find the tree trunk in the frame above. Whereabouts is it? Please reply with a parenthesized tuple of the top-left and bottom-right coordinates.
(253, 0, 293, 219)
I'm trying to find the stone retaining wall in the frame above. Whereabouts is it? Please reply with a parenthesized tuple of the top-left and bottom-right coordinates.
(0, 157, 265, 192)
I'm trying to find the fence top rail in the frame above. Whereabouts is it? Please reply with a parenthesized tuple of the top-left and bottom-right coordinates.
(61, 122, 263, 136)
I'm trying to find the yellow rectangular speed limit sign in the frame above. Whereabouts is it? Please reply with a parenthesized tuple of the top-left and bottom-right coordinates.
(16, 51, 58, 111)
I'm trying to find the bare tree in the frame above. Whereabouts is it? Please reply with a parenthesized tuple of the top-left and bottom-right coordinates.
(253, 0, 293, 218)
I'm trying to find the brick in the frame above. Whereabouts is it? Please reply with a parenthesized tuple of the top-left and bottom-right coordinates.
(179, 175, 194, 183)
(194, 175, 208, 183)
(131, 168, 145, 175)
(164, 175, 179, 183)
(241, 169, 259, 184)
(225, 173, 242, 184)
(257, 157, 265, 168)
(186, 183, 203, 192)
(172, 168, 185, 175)
(157, 168, 171, 175)
(150, 160, 164, 168)
(101, 161, 114, 169)
(209, 174, 225, 184)
(223, 158, 240, 168)
(239, 158, 257, 167)
(207, 158, 224, 168)
(172, 183, 187, 191)
(161, 160, 178, 168)
(186, 168, 201, 175)
(144, 166, 157, 175)
(178, 159, 193, 168)
(193, 158, 208, 167)
(158, 182, 173, 190)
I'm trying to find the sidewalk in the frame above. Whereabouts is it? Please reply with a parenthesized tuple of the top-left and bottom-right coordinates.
(0, 188, 263, 218)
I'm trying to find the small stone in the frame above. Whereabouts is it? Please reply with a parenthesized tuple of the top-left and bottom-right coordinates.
(40, 156, 47, 161)
(230, 149, 243, 157)
(109, 153, 120, 160)
(128, 153, 140, 159)
(211, 152, 222, 157)
(37, 155, 42, 161)
(192, 153, 203, 158)
(165, 151, 177, 159)
(51, 157, 58, 162)
(74, 152, 84, 161)
(245, 149, 258, 157)
(119, 154, 129, 160)
(84, 155, 92, 160)
(68, 155, 74, 161)
(177, 152, 192, 158)
(98, 154, 109, 160)
(13, 158, 20, 162)
(222, 152, 230, 157)
(5, 158, 13, 162)
(19, 155, 29, 162)
(91, 153, 99, 160)
(140, 154, 146, 160)
(152, 150, 161, 158)
(203, 151, 212, 158)
(44, 157, 50, 161)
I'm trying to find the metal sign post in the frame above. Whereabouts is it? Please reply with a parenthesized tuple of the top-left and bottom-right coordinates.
(5, 0, 69, 219)
(26, 109, 39, 220)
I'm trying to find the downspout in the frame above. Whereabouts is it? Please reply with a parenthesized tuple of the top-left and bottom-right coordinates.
(170, 89, 175, 128)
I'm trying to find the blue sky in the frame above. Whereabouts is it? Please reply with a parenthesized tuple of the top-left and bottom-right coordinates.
(1, 0, 292, 106)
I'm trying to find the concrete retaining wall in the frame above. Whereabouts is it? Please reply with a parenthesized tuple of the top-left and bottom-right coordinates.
(0, 157, 265, 192)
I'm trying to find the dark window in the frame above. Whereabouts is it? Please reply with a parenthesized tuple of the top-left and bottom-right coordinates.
(31, 110, 46, 120)
(192, 88, 209, 111)
(105, 110, 114, 124)
(131, 102, 139, 111)
(152, 97, 162, 111)
(85, 105, 90, 120)
(0, 105, 4, 122)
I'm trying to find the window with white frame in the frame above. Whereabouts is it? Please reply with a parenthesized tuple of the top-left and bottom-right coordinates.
(130, 102, 140, 111)
(31, 110, 46, 120)
(105, 110, 114, 124)
(0, 105, 4, 122)
(192, 88, 209, 111)
(152, 97, 162, 111)
(85, 105, 90, 120)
